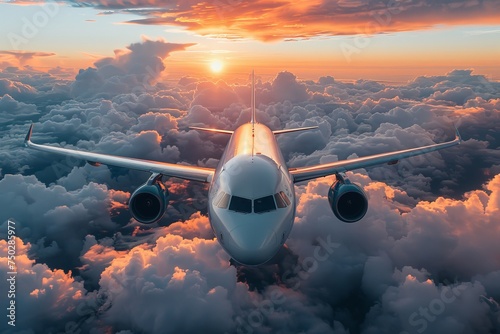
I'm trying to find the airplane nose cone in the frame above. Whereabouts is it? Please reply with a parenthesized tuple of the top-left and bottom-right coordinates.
(229, 225, 278, 265)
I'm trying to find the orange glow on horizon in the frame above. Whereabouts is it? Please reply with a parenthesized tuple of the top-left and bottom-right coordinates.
(3, 45, 499, 84)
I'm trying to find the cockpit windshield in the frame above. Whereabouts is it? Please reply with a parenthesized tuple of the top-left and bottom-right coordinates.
(254, 195, 276, 213)
(229, 196, 252, 214)
(215, 190, 290, 214)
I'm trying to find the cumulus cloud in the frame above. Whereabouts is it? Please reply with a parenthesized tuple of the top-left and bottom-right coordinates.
(0, 238, 94, 333)
(0, 94, 39, 124)
(270, 71, 310, 103)
(283, 173, 500, 333)
(1, 48, 500, 334)
(3, 173, 500, 333)
(190, 80, 241, 112)
(0, 78, 37, 100)
(0, 174, 128, 269)
(71, 38, 194, 99)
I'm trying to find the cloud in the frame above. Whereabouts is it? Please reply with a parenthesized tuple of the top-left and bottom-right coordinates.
(0, 238, 94, 333)
(284, 173, 500, 333)
(96, 234, 237, 333)
(0, 78, 37, 100)
(0, 174, 127, 270)
(271, 71, 310, 103)
(1, 51, 500, 333)
(131, 111, 178, 133)
(0, 50, 56, 66)
(466, 28, 500, 36)
(4, 172, 499, 333)
(190, 80, 241, 112)
(362, 271, 492, 334)
(70, 38, 195, 99)
(6, 0, 497, 41)
(0, 94, 39, 124)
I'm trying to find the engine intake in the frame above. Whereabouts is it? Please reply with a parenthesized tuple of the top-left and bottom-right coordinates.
(129, 174, 169, 224)
(328, 175, 368, 223)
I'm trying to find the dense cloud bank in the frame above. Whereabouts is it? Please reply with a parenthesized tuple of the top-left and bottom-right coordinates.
(1, 40, 500, 333)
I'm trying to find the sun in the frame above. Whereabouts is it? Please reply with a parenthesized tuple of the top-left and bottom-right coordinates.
(210, 60, 224, 73)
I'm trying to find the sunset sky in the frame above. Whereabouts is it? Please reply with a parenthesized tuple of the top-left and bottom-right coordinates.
(1, 1, 500, 334)
(0, 0, 499, 82)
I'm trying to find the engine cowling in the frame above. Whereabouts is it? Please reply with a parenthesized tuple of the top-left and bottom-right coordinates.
(129, 175, 169, 224)
(328, 176, 368, 223)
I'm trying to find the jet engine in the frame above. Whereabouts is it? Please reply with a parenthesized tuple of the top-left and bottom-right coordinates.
(328, 174, 368, 223)
(129, 173, 169, 224)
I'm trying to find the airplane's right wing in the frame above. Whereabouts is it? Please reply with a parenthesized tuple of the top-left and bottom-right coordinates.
(25, 124, 215, 183)
(273, 126, 319, 134)
(289, 128, 462, 183)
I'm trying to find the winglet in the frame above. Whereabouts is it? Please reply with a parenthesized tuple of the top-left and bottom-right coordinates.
(250, 70, 256, 124)
(24, 123, 34, 147)
(454, 125, 462, 144)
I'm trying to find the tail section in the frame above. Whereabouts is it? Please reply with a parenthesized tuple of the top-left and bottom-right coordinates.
(251, 70, 256, 124)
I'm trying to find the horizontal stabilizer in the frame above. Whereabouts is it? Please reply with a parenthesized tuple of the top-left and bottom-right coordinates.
(273, 126, 319, 135)
(189, 127, 234, 135)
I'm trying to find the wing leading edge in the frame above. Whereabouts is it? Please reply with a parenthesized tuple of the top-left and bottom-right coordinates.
(189, 127, 234, 135)
(273, 126, 319, 134)
(289, 128, 462, 183)
(25, 124, 215, 183)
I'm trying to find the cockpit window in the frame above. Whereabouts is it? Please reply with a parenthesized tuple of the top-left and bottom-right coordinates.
(220, 191, 289, 213)
(254, 195, 277, 214)
(274, 193, 286, 208)
(281, 192, 291, 206)
(229, 196, 252, 214)
(274, 191, 291, 208)
(215, 191, 231, 209)
(274, 191, 291, 209)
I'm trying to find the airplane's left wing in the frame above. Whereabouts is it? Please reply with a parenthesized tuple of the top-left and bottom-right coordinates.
(25, 124, 215, 183)
(290, 128, 462, 183)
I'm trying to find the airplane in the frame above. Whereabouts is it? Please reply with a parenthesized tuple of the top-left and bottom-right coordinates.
(25, 72, 462, 265)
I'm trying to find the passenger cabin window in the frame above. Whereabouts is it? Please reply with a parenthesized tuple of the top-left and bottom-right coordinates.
(229, 196, 252, 214)
(274, 191, 291, 208)
(254, 195, 276, 214)
(215, 192, 231, 209)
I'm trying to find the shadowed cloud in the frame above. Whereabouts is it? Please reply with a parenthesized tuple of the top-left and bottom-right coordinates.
(0, 46, 499, 332)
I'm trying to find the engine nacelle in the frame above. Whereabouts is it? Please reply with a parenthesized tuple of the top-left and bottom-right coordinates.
(328, 176, 368, 223)
(129, 174, 169, 224)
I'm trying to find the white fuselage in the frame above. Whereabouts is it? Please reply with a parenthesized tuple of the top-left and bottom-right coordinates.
(208, 123, 295, 265)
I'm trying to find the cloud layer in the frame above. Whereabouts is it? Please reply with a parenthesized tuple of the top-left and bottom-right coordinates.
(1, 39, 500, 333)
(6, 0, 500, 40)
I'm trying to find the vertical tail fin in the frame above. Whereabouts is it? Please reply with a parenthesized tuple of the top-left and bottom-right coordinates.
(250, 70, 256, 124)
